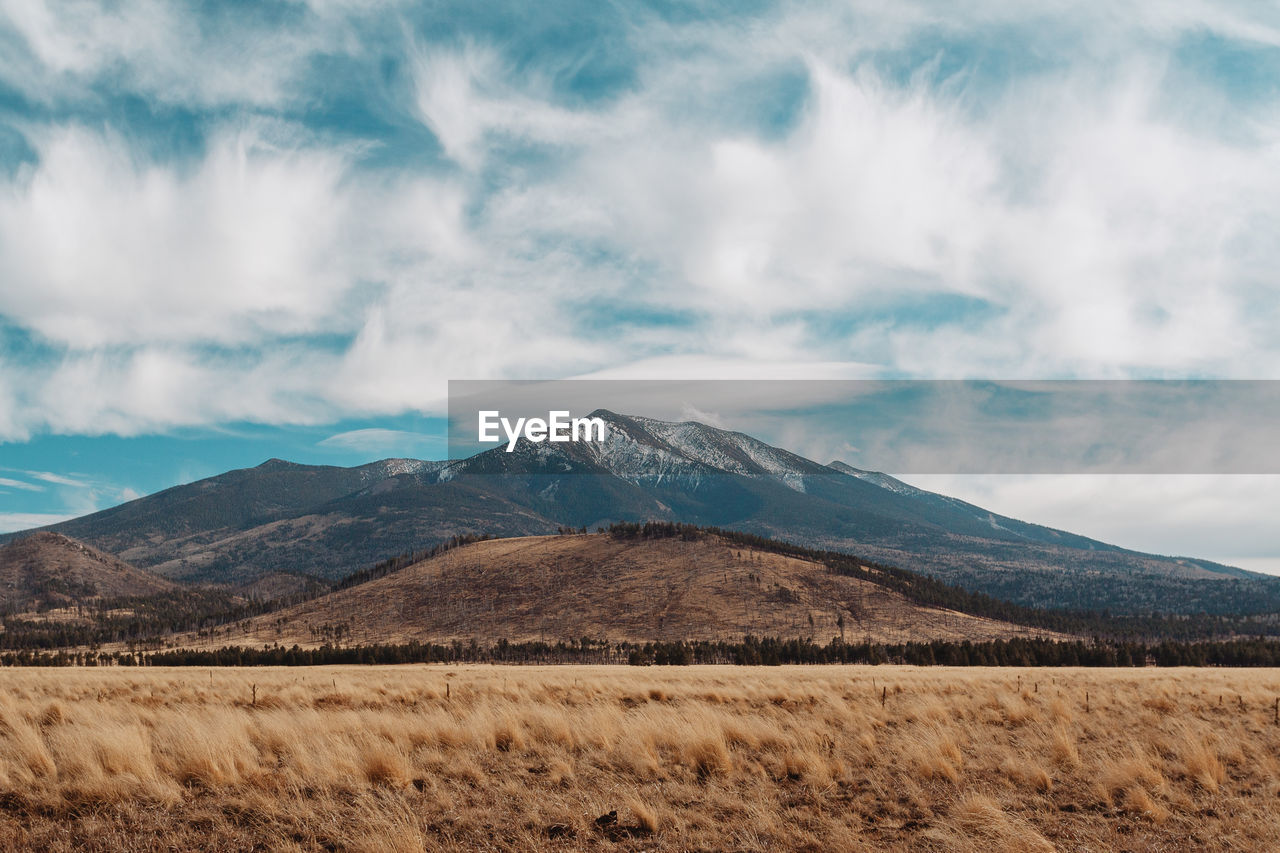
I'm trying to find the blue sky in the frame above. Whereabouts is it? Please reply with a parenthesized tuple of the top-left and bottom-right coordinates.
(1, 1, 1278, 569)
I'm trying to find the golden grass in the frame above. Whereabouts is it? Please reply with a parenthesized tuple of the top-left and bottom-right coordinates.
(0, 665, 1277, 851)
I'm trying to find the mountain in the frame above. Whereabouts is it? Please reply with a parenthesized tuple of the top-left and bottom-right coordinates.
(6, 410, 1278, 615)
(32, 457, 444, 557)
(0, 532, 176, 611)
(15, 457, 467, 585)
(186, 532, 1064, 649)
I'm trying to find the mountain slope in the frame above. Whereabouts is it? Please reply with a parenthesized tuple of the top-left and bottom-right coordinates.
(4, 458, 463, 584)
(32, 458, 443, 558)
(189, 533, 1065, 648)
(0, 532, 176, 611)
(7, 410, 1277, 615)
(825, 461, 1254, 579)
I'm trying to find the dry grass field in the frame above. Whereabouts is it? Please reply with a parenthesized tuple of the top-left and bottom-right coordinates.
(1, 665, 1278, 851)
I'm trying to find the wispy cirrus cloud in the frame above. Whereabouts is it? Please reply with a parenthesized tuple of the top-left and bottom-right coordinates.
(26, 470, 90, 487)
(0, 0, 365, 108)
(0, 476, 42, 491)
(0, 465, 136, 532)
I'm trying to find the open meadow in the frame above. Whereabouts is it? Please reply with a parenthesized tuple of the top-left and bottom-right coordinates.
(0, 664, 1278, 851)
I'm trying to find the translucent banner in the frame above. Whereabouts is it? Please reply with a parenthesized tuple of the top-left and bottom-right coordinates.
(447, 379, 1280, 474)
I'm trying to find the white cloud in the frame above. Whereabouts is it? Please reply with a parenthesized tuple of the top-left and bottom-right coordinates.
(0, 476, 42, 491)
(576, 60, 998, 318)
(1, 0, 1279, 446)
(410, 43, 609, 170)
(0, 511, 75, 533)
(0, 125, 360, 349)
(574, 356, 880, 381)
(27, 470, 89, 487)
(318, 427, 442, 454)
(0, 0, 339, 108)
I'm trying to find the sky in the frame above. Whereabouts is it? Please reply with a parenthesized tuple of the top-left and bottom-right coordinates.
(0, 1, 1278, 570)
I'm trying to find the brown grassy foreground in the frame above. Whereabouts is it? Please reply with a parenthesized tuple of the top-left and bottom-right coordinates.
(1, 665, 1278, 851)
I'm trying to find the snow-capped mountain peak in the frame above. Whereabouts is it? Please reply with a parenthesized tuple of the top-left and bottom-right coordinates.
(579, 411, 830, 491)
(449, 409, 828, 492)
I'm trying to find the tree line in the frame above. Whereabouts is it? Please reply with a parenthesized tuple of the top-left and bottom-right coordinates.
(7, 635, 1280, 668)
(0, 589, 293, 651)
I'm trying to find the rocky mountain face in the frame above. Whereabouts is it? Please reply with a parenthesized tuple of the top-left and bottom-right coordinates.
(5, 410, 1276, 615)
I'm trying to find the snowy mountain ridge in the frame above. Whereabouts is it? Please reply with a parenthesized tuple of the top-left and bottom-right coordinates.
(445, 410, 825, 492)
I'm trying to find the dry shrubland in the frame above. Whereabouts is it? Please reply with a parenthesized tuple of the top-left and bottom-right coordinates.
(0, 665, 1278, 851)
